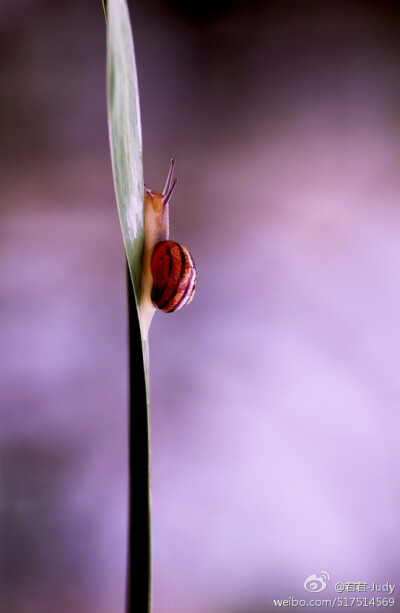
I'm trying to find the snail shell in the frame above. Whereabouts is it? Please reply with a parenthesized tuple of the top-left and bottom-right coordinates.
(150, 240, 196, 312)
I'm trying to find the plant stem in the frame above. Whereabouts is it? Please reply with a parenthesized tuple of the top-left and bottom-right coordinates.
(126, 261, 151, 612)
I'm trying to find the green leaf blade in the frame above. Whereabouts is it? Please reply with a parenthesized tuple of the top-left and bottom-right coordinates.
(107, 0, 144, 303)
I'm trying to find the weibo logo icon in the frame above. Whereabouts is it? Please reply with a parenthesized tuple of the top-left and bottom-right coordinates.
(304, 571, 331, 593)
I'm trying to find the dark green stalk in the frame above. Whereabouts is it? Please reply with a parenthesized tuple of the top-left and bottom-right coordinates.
(126, 262, 151, 613)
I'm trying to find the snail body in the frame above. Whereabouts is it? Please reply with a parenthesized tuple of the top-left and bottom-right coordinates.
(139, 159, 196, 337)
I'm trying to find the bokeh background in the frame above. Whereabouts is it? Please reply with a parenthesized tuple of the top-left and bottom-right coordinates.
(1, 0, 400, 611)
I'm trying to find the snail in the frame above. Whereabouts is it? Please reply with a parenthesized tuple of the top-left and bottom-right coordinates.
(139, 159, 196, 337)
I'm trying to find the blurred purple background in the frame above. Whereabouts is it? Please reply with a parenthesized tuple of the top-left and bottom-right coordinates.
(1, 1, 400, 612)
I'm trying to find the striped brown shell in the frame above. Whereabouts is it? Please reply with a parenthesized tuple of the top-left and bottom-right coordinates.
(150, 240, 196, 313)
